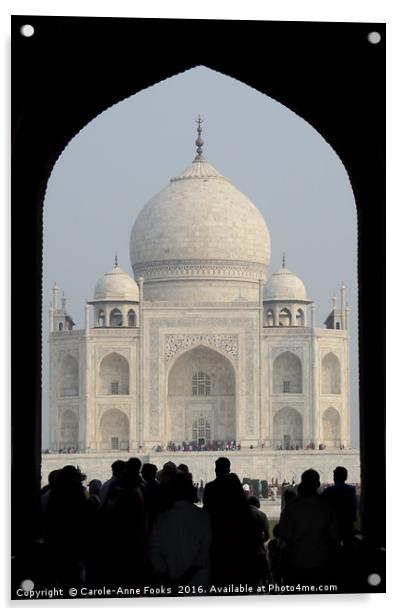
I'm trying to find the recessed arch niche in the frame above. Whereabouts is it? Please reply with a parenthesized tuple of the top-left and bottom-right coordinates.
(167, 345, 236, 445)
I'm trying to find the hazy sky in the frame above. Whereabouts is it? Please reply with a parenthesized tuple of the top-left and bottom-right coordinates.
(43, 66, 359, 447)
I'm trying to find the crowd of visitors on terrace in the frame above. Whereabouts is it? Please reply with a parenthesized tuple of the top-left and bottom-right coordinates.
(39, 455, 359, 593)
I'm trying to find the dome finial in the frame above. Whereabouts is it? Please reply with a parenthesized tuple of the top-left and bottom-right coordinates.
(114, 252, 118, 268)
(195, 114, 204, 159)
(282, 253, 286, 269)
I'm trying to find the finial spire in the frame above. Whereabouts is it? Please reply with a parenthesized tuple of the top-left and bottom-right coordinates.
(195, 114, 204, 158)
(114, 252, 118, 268)
(282, 253, 286, 269)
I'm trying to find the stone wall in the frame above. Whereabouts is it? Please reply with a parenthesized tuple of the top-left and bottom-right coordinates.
(41, 449, 360, 486)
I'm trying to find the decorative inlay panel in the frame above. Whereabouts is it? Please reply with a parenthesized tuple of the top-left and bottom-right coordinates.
(164, 334, 239, 363)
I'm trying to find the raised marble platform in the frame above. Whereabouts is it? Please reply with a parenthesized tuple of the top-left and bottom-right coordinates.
(41, 449, 360, 486)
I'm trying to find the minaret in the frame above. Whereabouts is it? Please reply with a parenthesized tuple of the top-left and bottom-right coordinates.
(310, 302, 316, 328)
(340, 282, 346, 329)
(52, 282, 59, 309)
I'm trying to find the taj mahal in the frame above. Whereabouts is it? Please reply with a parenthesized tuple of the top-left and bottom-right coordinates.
(44, 121, 360, 485)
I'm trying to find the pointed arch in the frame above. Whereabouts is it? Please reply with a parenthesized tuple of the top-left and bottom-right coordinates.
(167, 345, 236, 444)
(278, 307, 291, 327)
(322, 406, 341, 447)
(60, 354, 79, 397)
(98, 352, 129, 395)
(60, 409, 78, 449)
(322, 352, 341, 394)
(273, 406, 303, 449)
(273, 351, 302, 393)
(110, 308, 122, 327)
(128, 309, 136, 327)
(100, 408, 129, 451)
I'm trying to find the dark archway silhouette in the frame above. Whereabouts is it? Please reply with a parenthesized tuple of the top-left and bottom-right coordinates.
(11, 16, 385, 586)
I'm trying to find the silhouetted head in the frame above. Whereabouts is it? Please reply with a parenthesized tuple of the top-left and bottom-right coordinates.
(61, 465, 82, 483)
(177, 463, 189, 475)
(158, 461, 177, 485)
(142, 463, 158, 483)
(111, 459, 126, 479)
(248, 495, 260, 508)
(170, 471, 195, 503)
(88, 479, 102, 496)
(215, 457, 231, 477)
(48, 469, 61, 486)
(127, 457, 142, 474)
(298, 469, 320, 495)
(334, 466, 348, 483)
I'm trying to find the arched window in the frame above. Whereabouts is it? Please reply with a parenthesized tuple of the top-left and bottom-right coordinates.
(110, 308, 122, 327)
(279, 308, 291, 327)
(296, 308, 305, 327)
(60, 354, 79, 397)
(99, 352, 129, 395)
(128, 309, 136, 327)
(273, 351, 302, 393)
(321, 352, 341, 394)
(98, 309, 105, 327)
(58, 322, 63, 331)
(192, 371, 211, 396)
(266, 309, 274, 327)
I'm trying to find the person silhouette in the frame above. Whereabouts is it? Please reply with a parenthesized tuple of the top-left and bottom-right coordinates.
(149, 471, 212, 588)
(321, 466, 357, 549)
(202, 457, 231, 513)
(278, 468, 340, 585)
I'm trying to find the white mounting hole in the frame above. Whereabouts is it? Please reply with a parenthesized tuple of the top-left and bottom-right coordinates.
(367, 31, 381, 45)
(367, 573, 381, 586)
(20, 579, 34, 591)
(20, 24, 35, 38)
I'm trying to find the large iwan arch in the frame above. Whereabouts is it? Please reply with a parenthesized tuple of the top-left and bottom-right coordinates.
(167, 345, 236, 445)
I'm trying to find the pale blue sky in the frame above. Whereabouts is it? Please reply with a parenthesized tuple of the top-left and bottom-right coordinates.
(43, 66, 359, 447)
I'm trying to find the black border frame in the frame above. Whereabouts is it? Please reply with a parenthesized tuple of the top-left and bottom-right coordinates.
(11, 15, 385, 596)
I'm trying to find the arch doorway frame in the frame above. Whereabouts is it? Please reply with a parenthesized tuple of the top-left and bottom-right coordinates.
(165, 343, 238, 446)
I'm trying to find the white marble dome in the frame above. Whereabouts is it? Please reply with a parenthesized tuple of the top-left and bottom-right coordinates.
(130, 154, 271, 283)
(94, 265, 139, 301)
(264, 266, 308, 300)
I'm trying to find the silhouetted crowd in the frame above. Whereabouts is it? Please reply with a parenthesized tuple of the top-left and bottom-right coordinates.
(40, 458, 358, 594)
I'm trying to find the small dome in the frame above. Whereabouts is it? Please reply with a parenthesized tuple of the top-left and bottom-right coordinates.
(264, 266, 308, 301)
(94, 266, 139, 301)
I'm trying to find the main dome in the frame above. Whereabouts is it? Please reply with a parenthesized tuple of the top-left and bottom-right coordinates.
(130, 151, 270, 286)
